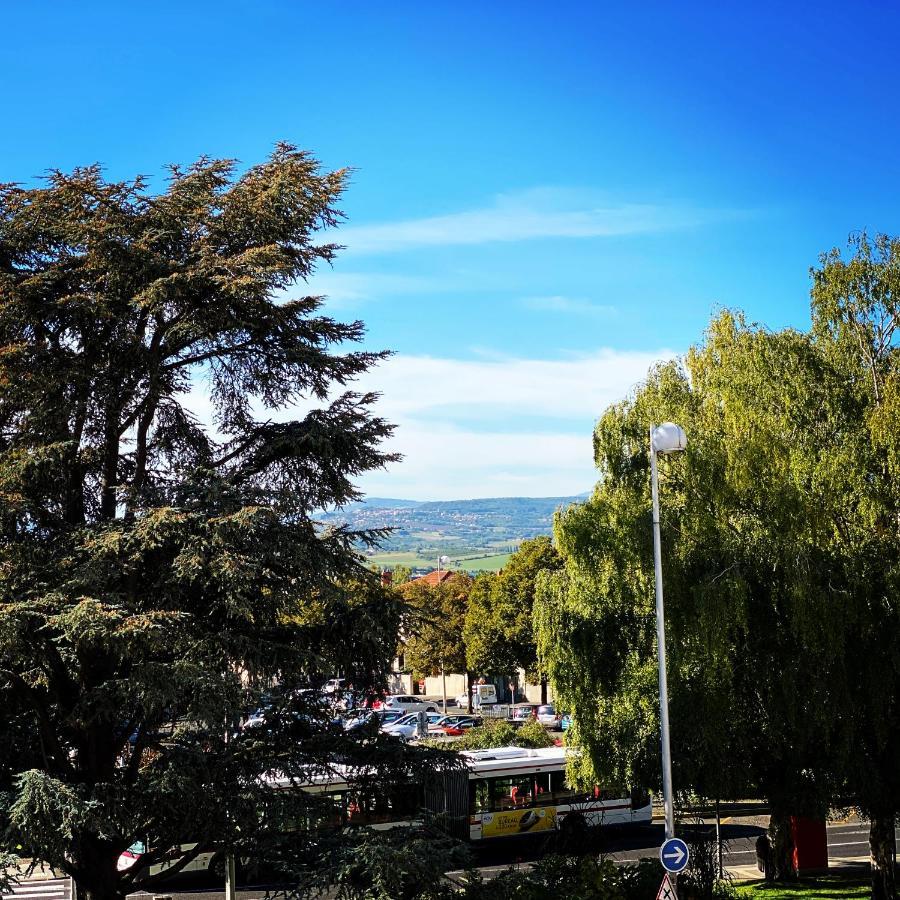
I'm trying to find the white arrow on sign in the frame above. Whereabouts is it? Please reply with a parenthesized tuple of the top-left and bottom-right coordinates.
(663, 844, 685, 866)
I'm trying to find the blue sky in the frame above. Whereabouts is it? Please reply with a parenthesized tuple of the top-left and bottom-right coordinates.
(3, 2, 900, 499)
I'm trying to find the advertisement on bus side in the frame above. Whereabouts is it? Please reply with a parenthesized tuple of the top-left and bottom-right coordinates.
(480, 806, 557, 837)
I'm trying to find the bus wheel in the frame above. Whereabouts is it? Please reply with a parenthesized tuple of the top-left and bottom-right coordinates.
(210, 854, 244, 884)
(559, 812, 589, 852)
(561, 812, 587, 836)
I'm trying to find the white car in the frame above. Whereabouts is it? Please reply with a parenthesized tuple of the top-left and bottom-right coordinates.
(383, 711, 444, 740)
(536, 703, 561, 729)
(382, 694, 439, 714)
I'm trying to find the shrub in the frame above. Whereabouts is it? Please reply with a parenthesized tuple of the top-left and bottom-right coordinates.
(453, 719, 518, 750)
(514, 719, 555, 748)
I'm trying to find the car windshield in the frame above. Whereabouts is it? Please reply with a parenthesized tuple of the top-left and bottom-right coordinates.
(538, 706, 554, 715)
(388, 713, 417, 726)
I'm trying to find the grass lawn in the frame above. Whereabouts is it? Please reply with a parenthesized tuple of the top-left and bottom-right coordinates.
(735, 876, 870, 900)
(368, 550, 512, 572)
(451, 552, 512, 571)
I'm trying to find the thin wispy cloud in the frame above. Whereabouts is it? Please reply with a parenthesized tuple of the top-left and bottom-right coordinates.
(335, 186, 738, 255)
(522, 295, 617, 316)
(299, 271, 437, 308)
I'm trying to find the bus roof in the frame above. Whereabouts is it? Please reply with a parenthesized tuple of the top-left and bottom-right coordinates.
(460, 746, 569, 776)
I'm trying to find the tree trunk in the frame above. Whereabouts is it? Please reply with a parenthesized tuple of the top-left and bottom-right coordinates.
(870, 810, 897, 900)
(466, 671, 474, 713)
(73, 841, 125, 900)
(540, 675, 548, 705)
(768, 809, 796, 881)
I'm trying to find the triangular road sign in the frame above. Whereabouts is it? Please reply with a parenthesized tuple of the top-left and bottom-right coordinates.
(656, 873, 678, 900)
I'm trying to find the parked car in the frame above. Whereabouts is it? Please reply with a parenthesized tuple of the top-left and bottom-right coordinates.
(383, 711, 445, 740)
(536, 704, 561, 729)
(374, 709, 405, 726)
(341, 709, 384, 731)
(429, 714, 482, 736)
(382, 694, 439, 714)
(508, 703, 540, 724)
(321, 678, 346, 694)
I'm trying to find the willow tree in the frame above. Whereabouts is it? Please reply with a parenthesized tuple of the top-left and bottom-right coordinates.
(535, 314, 852, 879)
(0, 146, 408, 900)
(538, 234, 900, 897)
(808, 232, 900, 900)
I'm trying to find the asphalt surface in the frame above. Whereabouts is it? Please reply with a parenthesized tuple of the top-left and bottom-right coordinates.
(7, 816, 895, 900)
(108, 816, 898, 900)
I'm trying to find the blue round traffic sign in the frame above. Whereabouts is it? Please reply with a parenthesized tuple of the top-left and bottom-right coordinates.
(659, 837, 689, 873)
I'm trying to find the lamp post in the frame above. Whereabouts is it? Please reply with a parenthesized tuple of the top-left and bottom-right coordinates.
(650, 422, 686, 842)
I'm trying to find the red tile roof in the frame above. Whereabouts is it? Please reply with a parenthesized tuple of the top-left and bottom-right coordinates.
(411, 569, 455, 586)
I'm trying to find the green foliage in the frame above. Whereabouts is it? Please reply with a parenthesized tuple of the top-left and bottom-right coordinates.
(449, 718, 518, 750)
(447, 855, 663, 900)
(442, 717, 554, 751)
(402, 573, 472, 677)
(391, 564, 414, 585)
(464, 537, 562, 680)
(513, 719, 556, 748)
(0, 146, 418, 900)
(322, 827, 469, 900)
(535, 232, 900, 900)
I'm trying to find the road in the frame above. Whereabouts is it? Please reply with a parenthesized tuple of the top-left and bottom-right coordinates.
(5, 818, 894, 900)
(109, 817, 896, 900)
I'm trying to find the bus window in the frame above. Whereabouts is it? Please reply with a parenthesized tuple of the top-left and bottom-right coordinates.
(630, 788, 651, 810)
(345, 785, 419, 825)
(489, 775, 534, 811)
(549, 770, 580, 805)
(532, 772, 555, 806)
(470, 780, 490, 813)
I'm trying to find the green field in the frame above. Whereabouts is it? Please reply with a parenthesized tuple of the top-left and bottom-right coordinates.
(452, 552, 512, 571)
(367, 549, 511, 573)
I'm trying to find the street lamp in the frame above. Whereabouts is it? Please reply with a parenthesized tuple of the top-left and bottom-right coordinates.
(650, 422, 686, 842)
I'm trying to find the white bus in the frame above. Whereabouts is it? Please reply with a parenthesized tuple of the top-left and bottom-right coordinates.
(420, 746, 652, 841)
(266, 746, 652, 842)
(463, 746, 650, 840)
(119, 745, 651, 879)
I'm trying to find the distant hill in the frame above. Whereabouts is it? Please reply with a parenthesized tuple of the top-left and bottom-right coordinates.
(341, 497, 424, 510)
(319, 495, 585, 572)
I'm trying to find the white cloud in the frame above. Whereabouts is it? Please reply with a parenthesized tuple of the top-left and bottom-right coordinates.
(522, 295, 617, 316)
(350, 348, 678, 499)
(357, 425, 593, 501)
(334, 186, 731, 255)
(353, 348, 674, 421)
(179, 347, 679, 501)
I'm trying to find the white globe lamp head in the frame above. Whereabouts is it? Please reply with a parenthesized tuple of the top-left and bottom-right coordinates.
(651, 423, 687, 454)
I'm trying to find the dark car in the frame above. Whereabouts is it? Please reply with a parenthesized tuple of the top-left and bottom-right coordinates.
(508, 703, 539, 725)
